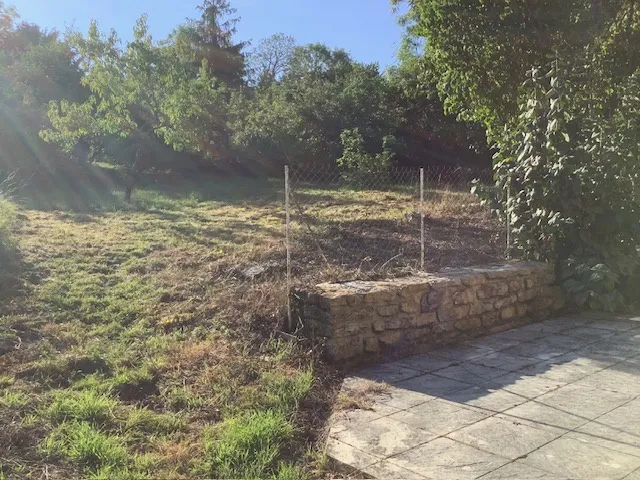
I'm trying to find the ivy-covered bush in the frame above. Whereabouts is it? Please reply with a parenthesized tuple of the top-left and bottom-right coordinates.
(492, 61, 640, 311)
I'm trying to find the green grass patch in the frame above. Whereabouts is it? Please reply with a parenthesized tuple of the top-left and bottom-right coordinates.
(45, 389, 118, 426)
(201, 410, 294, 479)
(41, 421, 128, 471)
(124, 407, 184, 436)
(0, 391, 29, 409)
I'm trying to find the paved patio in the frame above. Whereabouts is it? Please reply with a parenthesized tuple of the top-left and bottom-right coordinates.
(327, 313, 640, 479)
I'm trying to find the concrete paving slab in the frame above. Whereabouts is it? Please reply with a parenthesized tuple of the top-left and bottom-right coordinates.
(443, 385, 528, 412)
(394, 373, 473, 397)
(390, 437, 509, 480)
(356, 362, 422, 384)
(431, 344, 495, 361)
(478, 460, 570, 479)
(470, 351, 540, 371)
(397, 354, 456, 373)
(330, 414, 437, 458)
(491, 372, 567, 399)
(389, 398, 490, 435)
(362, 460, 428, 479)
(327, 314, 640, 479)
(572, 369, 640, 396)
(432, 362, 507, 386)
(536, 383, 634, 420)
(329, 403, 400, 434)
(371, 385, 436, 410)
(325, 438, 378, 471)
(447, 414, 564, 460)
(522, 435, 640, 479)
(502, 401, 591, 430)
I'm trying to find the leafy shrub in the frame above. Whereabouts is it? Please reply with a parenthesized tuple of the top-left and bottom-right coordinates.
(337, 128, 396, 174)
(493, 61, 640, 311)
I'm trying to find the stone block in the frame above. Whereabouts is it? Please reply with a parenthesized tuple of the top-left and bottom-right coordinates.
(455, 316, 483, 331)
(377, 305, 398, 317)
(412, 312, 437, 328)
(518, 288, 540, 302)
(328, 295, 348, 307)
(345, 294, 363, 306)
(364, 290, 395, 304)
(345, 323, 364, 335)
(516, 303, 528, 317)
(469, 302, 495, 316)
(525, 277, 537, 289)
(372, 319, 385, 332)
(364, 337, 379, 353)
(379, 331, 403, 346)
(481, 282, 510, 298)
(305, 304, 330, 322)
(508, 278, 526, 292)
(423, 288, 445, 311)
(400, 301, 419, 314)
(385, 318, 404, 330)
(481, 311, 500, 327)
(494, 294, 518, 310)
(437, 304, 470, 323)
(531, 296, 554, 311)
(309, 320, 332, 337)
(326, 339, 360, 360)
(501, 305, 517, 321)
(453, 289, 477, 305)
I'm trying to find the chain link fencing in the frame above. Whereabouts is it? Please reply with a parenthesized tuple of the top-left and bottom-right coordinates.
(284, 164, 505, 302)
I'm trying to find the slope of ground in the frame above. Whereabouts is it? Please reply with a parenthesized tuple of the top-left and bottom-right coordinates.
(0, 173, 502, 479)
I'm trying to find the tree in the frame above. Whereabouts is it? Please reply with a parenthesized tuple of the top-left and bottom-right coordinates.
(404, 0, 640, 309)
(233, 44, 402, 169)
(246, 33, 295, 87)
(398, 0, 640, 137)
(172, 0, 246, 87)
(386, 34, 489, 166)
(0, 2, 85, 175)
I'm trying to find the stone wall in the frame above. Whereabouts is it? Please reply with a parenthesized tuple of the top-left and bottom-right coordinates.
(292, 262, 565, 364)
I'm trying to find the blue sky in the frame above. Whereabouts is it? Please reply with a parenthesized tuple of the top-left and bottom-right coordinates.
(9, 0, 408, 68)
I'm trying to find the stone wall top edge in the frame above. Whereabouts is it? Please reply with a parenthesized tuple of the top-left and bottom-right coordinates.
(309, 262, 553, 297)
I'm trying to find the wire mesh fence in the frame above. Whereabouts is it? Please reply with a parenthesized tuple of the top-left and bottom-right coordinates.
(285, 164, 505, 301)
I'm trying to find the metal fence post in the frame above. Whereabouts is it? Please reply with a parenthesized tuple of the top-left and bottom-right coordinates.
(420, 168, 425, 271)
(284, 165, 292, 331)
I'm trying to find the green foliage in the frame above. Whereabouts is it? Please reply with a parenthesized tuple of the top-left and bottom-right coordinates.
(402, 0, 640, 138)
(494, 61, 640, 311)
(201, 410, 294, 479)
(406, 0, 640, 309)
(233, 44, 404, 169)
(337, 128, 395, 173)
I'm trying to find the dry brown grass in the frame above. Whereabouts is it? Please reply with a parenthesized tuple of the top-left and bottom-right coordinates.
(335, 379, 390, 411)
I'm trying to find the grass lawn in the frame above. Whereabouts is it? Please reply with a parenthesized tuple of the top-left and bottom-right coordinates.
(0, 171, 501, 479)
